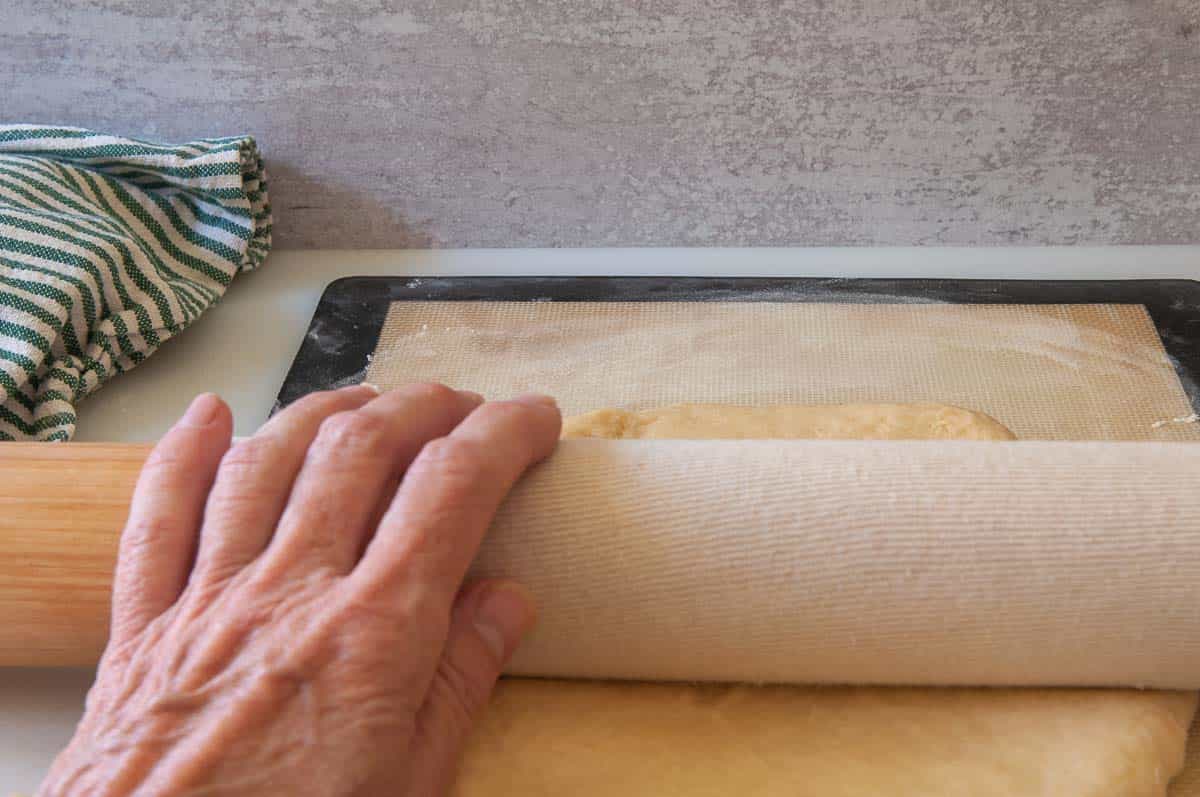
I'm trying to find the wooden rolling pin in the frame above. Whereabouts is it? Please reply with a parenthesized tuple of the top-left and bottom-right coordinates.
(1, 443, 147, 666)
(6, 439, 1200, 687)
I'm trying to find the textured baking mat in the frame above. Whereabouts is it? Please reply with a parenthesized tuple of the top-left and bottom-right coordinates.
(363, 300, 1198, 441)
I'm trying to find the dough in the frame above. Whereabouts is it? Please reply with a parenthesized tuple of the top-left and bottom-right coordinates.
(562, 402, 1017, 441)
(453, 403, 1196, 797)
(458, 680, 1195, 797)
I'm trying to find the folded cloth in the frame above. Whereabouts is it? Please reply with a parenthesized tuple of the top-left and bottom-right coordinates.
(0, 125, 271, 440)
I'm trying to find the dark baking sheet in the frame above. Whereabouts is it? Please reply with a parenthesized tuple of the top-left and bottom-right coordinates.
(274, 277, 1200, 415)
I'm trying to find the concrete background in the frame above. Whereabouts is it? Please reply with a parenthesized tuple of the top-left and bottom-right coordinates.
(2, 0, 1198, 248)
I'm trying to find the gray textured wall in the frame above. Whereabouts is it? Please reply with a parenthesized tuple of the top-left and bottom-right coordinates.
(3, 0, 1198, 248)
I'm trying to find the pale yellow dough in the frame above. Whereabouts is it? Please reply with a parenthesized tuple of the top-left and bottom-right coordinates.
(459, 681, 1195, 797)
(561, 401, 1017, 441)
(453, 403, 1196, 797)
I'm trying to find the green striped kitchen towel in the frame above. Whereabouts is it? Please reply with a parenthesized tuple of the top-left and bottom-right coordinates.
(0, 125, 271, 441)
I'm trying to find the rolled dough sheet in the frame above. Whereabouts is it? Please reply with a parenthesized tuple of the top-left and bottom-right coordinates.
(453, 403, 1198, 796)
(458, 680, 1195, 797)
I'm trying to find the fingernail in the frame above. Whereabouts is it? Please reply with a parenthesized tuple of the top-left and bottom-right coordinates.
(513, 393, 557, 408)
(181, 393, 221, 427)
(335, 384, 380, 403)
(474, 582, 537, 662)
(347, 382, 382, 396)
(458, 390, 485, 406)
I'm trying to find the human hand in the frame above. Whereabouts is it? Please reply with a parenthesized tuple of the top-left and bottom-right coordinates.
(41, 384, 561, 796)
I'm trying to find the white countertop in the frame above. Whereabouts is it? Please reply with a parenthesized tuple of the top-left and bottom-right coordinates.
(71, 246, 1200, 441)
(7, 246, 1200, 792)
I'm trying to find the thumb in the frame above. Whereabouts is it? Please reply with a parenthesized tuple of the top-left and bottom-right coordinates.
(409, 580, 537, 795)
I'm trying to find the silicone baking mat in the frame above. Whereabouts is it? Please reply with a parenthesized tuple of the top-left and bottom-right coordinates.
(279, 278, 1200, 441)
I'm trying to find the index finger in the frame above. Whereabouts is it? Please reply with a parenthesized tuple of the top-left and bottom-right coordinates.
(352, 394, 561, 605)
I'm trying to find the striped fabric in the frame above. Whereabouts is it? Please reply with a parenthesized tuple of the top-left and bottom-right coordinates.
(0, 125, 271, 440)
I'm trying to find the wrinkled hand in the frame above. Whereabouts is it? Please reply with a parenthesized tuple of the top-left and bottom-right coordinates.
(41, 384, 561, 797)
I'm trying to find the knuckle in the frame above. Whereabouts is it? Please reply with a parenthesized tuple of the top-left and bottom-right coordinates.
(142, 439, 196, 481)
(474, 400, 538, 428)
(416, 437, 489, 482)
(120, 514, 176, 554)
(338, 588, 418, 628)
(404, 381, 458, 405)
(218, 435, 280, 477)
(312, 411, 385, 454)
(208, 481, 271, 515)
(288, 389, 345, 416)
(303, 523, 343, 561)
(430, 658, 490, 730)
(191, 552, 247, 586)
(347, 575, 438, 625)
